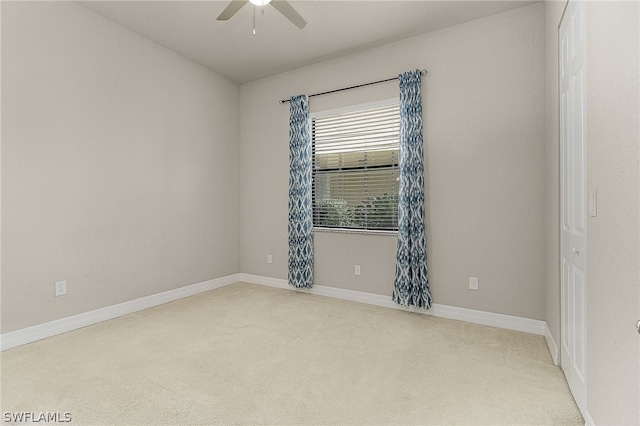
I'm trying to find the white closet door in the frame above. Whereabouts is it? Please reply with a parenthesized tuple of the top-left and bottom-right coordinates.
(559, 0, 587, 414)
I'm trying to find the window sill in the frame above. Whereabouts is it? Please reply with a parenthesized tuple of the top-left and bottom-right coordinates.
(313, 227, 397, 236)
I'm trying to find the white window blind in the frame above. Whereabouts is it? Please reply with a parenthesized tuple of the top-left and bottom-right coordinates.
(312, 102, 399, 231)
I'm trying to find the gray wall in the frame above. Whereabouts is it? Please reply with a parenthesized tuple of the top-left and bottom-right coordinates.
(240, 3, 546, 320)
(585, 2, 639, 424)
(1, 1, 241, 333)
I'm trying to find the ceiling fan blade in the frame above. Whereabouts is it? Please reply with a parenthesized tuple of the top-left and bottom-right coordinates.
(271, 1, 307, 29)
(217, 0, 248, 21)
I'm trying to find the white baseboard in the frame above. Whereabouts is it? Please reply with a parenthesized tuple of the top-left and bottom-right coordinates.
(0, 274, 242, 351)
(238, 273, 546, 336)
(2, 273, 547, 351)
(544, 322, 560, 365)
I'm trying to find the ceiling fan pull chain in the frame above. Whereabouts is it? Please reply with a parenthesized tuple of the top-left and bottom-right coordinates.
(252, 6, 256, 35)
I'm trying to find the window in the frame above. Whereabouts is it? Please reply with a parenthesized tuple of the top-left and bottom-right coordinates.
(312, 101, 399, 232)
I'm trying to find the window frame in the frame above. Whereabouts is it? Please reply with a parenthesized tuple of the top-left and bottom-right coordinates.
(310, 98, 400, 236)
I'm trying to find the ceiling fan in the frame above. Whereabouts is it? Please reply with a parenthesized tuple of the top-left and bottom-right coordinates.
(217, 0, 307, 30)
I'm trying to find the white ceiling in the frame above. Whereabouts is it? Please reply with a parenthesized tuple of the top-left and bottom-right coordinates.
(76, 1, 537, 84)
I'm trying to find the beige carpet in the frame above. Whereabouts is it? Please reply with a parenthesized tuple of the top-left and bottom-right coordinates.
(1, 282, 583, 425)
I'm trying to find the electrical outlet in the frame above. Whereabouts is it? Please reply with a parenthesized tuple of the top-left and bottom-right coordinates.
(469, 276, 479, 290)
(355, 265, 361, 276)
(55, 280, 67, 297)
(267, 254, 273, 264)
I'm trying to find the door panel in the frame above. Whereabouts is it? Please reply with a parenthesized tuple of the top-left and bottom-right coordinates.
(562, 258, 570, 353)
(572, 265, 586, 381)
(561, 90, 570, 231)
(559, 0, 587, 415)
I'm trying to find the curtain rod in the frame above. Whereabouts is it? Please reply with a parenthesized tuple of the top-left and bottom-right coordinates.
(279, 69, 427, 104)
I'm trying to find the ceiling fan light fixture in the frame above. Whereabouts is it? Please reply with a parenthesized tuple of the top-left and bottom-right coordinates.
(249, 0, 271, 6)
(217, 0, 306, 29)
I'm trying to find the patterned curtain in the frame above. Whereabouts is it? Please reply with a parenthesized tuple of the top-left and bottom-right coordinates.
(393, 70, 432, 309)
(288, 95, 313, 288)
